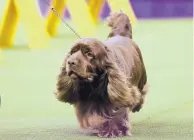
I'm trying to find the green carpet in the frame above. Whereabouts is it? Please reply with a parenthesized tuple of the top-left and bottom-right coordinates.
(0, 19, 193, 140)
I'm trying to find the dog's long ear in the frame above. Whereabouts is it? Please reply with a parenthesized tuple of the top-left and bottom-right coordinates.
(54, 56, 78, 104)
(104, 54, 141, 109)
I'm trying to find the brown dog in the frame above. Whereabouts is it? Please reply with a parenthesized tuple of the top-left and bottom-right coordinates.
(54, 11, 148, 138)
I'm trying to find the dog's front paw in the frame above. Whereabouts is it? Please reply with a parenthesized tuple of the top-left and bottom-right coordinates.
(96, 121, 132, 138)
(97, 129, 123, 138)
(97, 129, 132, 138)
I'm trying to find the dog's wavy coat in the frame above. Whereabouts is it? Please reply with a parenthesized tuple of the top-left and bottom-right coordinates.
(54, 11, 148, 138)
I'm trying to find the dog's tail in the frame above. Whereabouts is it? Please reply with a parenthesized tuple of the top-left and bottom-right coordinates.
(107, 11, 132, 39)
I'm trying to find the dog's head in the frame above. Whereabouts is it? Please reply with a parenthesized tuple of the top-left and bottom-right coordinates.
(65, 38, 108, 82)
(55, 38, 140, 108)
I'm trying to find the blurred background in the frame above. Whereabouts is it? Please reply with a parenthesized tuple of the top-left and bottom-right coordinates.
(0, 0, 193, 140)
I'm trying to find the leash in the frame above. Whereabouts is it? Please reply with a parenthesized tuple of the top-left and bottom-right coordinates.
(43, 0, 81, 39)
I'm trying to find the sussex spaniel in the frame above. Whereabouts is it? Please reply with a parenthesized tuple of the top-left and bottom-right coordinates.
(54, 11, 148, 138)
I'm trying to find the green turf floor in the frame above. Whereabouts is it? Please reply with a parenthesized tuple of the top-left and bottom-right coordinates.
(0, 19, 193, 140)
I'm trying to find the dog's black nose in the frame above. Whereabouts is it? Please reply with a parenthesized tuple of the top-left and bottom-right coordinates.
(68, 59, 77, 66)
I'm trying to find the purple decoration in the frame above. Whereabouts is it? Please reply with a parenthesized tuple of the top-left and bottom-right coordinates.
(37, 0, 51, 17)
(100, 1, 110, 20)
(37, 0, 193, 19)
(130, 0, 193, 18)
(64, 7, 71, 19)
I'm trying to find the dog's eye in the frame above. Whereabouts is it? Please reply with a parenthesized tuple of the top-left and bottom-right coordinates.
(85, 51, 96, 61)
(81, 47, 94, 58)
(86, 52, 94, 58)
